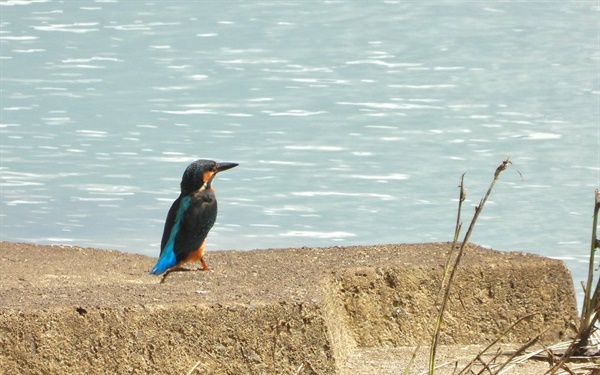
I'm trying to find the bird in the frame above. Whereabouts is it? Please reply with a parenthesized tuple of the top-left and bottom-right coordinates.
(149, 159, 238, 282)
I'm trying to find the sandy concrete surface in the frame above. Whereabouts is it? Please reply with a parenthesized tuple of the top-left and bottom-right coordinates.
(0, 241, 580, 374)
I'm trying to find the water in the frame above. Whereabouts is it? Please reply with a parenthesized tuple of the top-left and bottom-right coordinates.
(1, 1, 598, 300)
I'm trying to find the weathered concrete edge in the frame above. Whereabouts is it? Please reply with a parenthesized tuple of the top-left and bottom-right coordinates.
(0, 243, 579, 375)
(1, 302, 337, 374)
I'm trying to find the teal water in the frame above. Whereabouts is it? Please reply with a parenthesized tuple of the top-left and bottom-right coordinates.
(1, 1, 598, 295)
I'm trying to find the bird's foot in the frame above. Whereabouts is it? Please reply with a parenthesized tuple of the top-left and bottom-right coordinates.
(158, 265, 185, 283)
(159, 262, 208, 283)
(159, 272, 170, 284)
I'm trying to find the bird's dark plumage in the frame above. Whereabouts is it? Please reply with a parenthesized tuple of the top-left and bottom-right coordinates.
(149, 159, 238, 278)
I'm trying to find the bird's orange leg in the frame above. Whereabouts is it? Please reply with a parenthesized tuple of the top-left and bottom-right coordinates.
(200, 256, 209, 271)
(160, 264, 181, 283)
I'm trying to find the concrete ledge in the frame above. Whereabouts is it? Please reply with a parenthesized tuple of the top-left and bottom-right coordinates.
(0, 242, 577, 374)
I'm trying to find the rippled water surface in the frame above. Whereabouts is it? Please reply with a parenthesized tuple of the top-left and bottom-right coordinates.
(1, 1, 598, 293)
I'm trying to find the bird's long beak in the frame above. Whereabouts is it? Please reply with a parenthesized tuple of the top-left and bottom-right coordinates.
(216, 162, 238, 173)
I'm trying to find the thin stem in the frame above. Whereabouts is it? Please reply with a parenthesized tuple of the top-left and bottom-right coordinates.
(457, 314, 536, 375)
(582, 190, 600, 335)
(405, 175, 466, 375)
(428, 158, 510, 375)
(546, 190, 600, 374)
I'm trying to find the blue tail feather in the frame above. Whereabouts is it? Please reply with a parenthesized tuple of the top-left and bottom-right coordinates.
(149, 245, 177, 275)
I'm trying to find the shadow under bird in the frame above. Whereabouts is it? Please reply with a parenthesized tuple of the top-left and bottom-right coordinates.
(149, 159, 238, 282)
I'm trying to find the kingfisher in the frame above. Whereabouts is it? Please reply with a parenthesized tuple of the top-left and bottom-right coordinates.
(149, 159, 238, 282)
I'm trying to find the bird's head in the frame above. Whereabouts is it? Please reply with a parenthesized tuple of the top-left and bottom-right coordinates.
(180, 159, 238, 195)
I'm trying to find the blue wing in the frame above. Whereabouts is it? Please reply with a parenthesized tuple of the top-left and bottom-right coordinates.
(150, 196, 188, 275)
